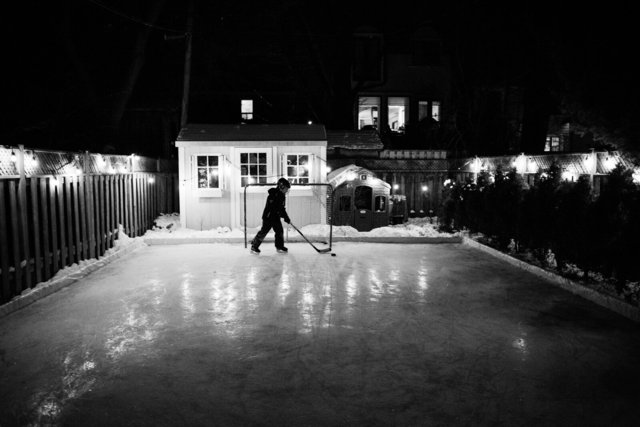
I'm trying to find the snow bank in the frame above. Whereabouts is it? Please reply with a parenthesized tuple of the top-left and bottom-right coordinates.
(144, 214, 458, 240)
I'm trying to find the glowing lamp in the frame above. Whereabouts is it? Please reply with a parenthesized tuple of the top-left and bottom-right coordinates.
(422, 185, 428, 192)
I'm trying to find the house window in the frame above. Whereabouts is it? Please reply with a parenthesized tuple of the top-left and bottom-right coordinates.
(241, 99, 253, 120)
(285, 154, 310, 184)
(240, 152, 268, 186)
(545, 136, 562, 152)
(354, 186, 372, 210)
(431, 101, 440, 121)
(375, 196, 386, 212)
(388, 97, 408, 132)
(419, 100, 440, 122)
(196, 155, 221, 189)
(358, 96, 380, 130)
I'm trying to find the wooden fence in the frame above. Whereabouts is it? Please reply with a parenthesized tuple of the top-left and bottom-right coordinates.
(0, 146, 178, 304)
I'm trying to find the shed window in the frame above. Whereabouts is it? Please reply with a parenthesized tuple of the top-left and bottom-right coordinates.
(375, 196, 386, 212)
(354, 186, 372, 210)
(285, 154, 310, 184)
(240, 152, 268, 186)
(196, 155, 220, 189)
(339, 195, 351, 211)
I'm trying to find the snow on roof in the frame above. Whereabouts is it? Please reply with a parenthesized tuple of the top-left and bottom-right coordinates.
(177, 124, 327, 142)
(327, 164, 390, 189)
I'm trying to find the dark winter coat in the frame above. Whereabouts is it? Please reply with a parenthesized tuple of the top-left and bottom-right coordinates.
(262, 187, 290, 223)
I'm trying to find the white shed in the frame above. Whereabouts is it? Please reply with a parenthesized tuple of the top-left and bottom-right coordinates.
(175, 124, 329, 230)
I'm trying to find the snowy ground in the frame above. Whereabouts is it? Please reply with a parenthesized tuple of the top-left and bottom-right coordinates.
(143, 213, 458, 240)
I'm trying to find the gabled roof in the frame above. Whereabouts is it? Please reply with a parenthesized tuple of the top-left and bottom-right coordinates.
(327, 164, 390, 189)
(177, 124, 327, 141)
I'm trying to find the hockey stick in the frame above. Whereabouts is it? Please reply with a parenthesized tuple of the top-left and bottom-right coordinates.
(289, 222, 331, 253)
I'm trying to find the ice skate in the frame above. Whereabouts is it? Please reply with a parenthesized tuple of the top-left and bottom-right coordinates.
(276, 246, 288, 253)
(250, 246, 261, 254)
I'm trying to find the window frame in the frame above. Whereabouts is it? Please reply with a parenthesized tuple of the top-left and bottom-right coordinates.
(238, 149, 270, 189)
(241, 99, 253, 120)
(193, 153, 223, 197)
(284, 153, 312, 185)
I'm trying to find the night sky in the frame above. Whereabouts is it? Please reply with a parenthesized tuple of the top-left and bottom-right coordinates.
(3, 0, 638, 156)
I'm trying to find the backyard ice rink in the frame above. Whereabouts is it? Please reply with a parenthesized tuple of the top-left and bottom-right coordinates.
(1, 240, 640, 426)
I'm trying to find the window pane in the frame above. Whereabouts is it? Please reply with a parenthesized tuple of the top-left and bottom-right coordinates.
(418, 101, 429, 121)
(288, 155, 297, 165)
(241, 153, 248, 163)
(197, 156, 207, 167)
(300, 177, 309, 184)
(250, 165, 257, 176)
(358, 96, 380, 130)
(288, 166, 296, 177)
(259, 165, 266, 176)
(300, 167, 309, 177)
(299, 155, 308, 166)
(241, 177, 248, 187)
(197, 169, 207, 188)
(249, 153, 257, 163)
(209, 156, 218, 166)
(258, 153, 266, 163)
(208, 173, 219, 188)
(375, 196, 386, 212)
(259, 176, 267, 184)
(432, 101, 440, 121)
(388, 97, 408, 132)
(241, 165, 248, 175)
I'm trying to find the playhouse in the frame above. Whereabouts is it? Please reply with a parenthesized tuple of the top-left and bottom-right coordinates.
(327, 164, 391, 231)
(175, 124, 329, 230)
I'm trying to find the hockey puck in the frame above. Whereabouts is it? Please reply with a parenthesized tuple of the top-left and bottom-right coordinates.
(331, 253, 336, 256)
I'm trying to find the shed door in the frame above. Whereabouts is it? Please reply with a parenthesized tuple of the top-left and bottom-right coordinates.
(354, 186, 373, 231)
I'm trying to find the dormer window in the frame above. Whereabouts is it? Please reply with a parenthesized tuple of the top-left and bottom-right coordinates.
(241, 99, 253, 120)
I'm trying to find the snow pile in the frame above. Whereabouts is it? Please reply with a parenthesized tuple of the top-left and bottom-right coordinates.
(144, 214, 457, 239)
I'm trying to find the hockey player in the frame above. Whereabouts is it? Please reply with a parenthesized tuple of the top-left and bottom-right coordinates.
(251, 177, 291, 254)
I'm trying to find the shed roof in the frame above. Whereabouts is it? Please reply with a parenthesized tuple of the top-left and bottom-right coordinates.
(329, 158, 450, 173)
(177, 124, 327, 142)
(327, 164, 390, 189)
(326, 130, 383, 150)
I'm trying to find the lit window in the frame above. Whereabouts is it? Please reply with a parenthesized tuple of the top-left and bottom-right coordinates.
(544, 136, 561, 152)
(196, 155, 220, 188)
(388, 97, 408, 132)
(240, 152, 268, 186)
(285, 154, 310, 184)
(241, 99, 253, 120)
(431, 101, 440, 121)
(358, 96, 380, 130)
(375, 196, 386, 212)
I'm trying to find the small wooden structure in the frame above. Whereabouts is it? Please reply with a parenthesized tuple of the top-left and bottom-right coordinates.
(328, 164, 390, 231)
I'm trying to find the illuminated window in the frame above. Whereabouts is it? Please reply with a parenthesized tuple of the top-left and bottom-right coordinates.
(375, 196, 386, 212)
(388, 97, 408, 132)
(358, 96, 380, 130)
(544, 136, 561, 152)
(241, 99, 253, 120)
(240, 152, 267, 186)
(431, 101, 440, 121)
(418, 101, 429, 121)
(196, 155, 220, 188)
(285, 154, 310, 184)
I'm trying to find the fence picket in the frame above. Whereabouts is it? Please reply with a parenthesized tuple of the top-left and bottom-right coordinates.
(39, 179, 51, 279)
(0, 182, 10, 300)
(30, 178, 42, 284)
(57, 178, 67, 268)
(49, 177, 59, 276)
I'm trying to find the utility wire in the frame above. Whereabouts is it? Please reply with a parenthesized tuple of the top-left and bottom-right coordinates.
(86, 0, 187, 34)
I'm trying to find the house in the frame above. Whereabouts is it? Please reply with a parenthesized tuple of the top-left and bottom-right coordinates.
(175, 124, 329, 230)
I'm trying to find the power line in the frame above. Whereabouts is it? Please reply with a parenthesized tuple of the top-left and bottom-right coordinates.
(86, 0, 187, 34)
